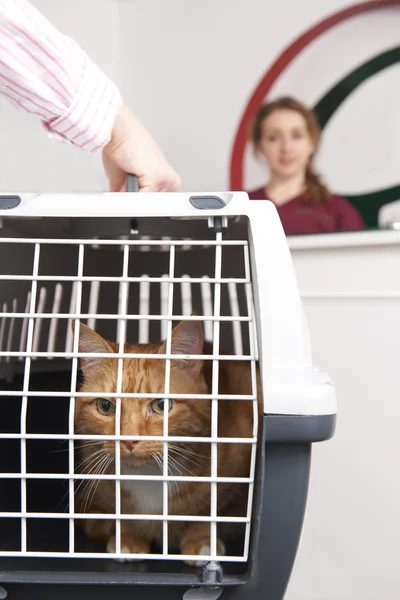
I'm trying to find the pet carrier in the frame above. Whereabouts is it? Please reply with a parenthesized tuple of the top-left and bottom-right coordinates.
(0, 177, 336, 600)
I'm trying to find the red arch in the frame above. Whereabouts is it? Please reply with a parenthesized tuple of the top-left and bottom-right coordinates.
(229, 0, 400, 190)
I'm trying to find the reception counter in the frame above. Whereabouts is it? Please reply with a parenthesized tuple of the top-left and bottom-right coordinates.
(285, 229, 400, 600)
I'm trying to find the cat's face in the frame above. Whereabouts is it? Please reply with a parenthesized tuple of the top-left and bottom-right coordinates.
(74, 321, 210, 467)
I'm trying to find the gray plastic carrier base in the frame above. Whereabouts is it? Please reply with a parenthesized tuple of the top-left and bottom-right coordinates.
(0, 413, 335, 600)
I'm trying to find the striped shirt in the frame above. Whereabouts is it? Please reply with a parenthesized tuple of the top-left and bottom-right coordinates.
(0, 0, 122, 152)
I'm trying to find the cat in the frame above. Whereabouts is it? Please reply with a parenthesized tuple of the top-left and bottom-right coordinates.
(73, 319, 260, 565)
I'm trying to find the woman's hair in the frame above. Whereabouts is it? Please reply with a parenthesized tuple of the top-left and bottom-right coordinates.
(251, 96, 331, 204)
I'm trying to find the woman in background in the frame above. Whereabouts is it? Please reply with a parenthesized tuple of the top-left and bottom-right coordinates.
(248, 96, 365, 235)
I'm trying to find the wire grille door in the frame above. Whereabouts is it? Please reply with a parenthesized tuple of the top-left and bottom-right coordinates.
(0, 229, 259, 565)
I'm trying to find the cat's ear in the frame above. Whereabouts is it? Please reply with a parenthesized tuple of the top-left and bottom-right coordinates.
(72, 321, 114, 378)
(168, 319, 204, 378)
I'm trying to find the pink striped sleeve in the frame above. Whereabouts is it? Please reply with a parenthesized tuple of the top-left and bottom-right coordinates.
(0, 0, 122, 152)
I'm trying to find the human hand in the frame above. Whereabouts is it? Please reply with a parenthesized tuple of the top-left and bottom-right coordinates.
(102, 103, 180, 193)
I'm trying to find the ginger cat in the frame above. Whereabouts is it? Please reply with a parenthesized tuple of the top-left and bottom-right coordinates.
(74, 320, 260, 565)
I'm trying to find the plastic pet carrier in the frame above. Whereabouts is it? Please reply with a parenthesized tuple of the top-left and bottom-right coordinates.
(0, 180, 336, 599)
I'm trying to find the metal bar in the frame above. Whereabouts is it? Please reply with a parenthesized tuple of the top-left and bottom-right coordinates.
(5, 298, 17, 364)
(138, 276, 150, 343)
(0, 238, 248, 246)
(31, 286, 46, 353)
(0, 351, 255, 360)
(0, 473, 254, 482)
(20, 243, 40, 552)
(0, 551, 246, 562)
(0, 302, 7, 361)
(180, 275, 192, 316)
(69, 244, 84, 554)
(65, 281, 78, 353)
(18, 292, 31, 357)
(200, 276, 213, 341)
(163, 245, 175, 554)
(114, 244, 130, 555)
(210, 231, 222, 558)
(87, 280, 100, 331)
(0, 436, 256, 447)
(0, 313, 252, 322)
(243, 242, 258, 560)
(0, 512, 249, 522)
(0, 275, 249, 283)
(0, 391, 255, 401)
(228, 281, 243, 356)
(47, 283, 63, 354)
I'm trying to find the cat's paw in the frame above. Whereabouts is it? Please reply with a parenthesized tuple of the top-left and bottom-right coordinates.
(107, 534, 150, 562)
(181, 538, 226, 567)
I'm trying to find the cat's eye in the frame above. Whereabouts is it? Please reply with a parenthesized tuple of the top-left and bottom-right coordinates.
(150, 398, 174, 414)
(95, 398, 116, 416)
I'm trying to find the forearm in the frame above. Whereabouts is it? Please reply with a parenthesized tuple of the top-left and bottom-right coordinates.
(0, 0, 122, 151)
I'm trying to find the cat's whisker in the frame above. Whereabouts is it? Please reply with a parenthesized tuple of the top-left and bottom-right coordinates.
(168, 454, 196, 479)
(76, 448, 107, 471)
(77, 441, 105, 450)
(74, 458, 106, 499)
(165, 458, 177, 499)
(53, 439, 69, 451)
(84, 453, 114, 513)
(170, 448, 204, 466)
(151, 453, 170, 495)
(58, 449, 108, 508)
(168, 447, 204, 471)
(168, 446, 201, 463)
(80, 452, 111, 513)
(168, 443, 199, 456)
(168, 464, 179, 499)
(82, 452, 110, 498)
(152, 452, 175, 499)
(51, 440, 105, 454)
(75, 452, 107, 477)
(81, 466, 106, 513)
(167, 454, 194, 499)
(166, 455, 197, 508)
(167, 451, 199, 507)
(75, 467, 105, 500)
(168, 442, 206, 458)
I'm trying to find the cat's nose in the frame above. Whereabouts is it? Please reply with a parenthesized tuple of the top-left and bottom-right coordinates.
(124, 440, 137, 452)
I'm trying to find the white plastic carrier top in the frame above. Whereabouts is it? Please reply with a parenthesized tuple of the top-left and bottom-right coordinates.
(0, 190, 336, 417)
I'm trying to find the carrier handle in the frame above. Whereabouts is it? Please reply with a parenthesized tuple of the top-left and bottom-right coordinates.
(126, 174, 139, 192)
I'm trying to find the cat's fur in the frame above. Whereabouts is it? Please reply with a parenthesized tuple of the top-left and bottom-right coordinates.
(74, 320, 260, 564)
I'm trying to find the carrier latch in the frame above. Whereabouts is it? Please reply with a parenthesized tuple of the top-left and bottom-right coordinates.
(183, 562, 223, 600)
(208, 216, 228, 233)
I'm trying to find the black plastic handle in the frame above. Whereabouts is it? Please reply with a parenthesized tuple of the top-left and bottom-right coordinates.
(127, 174, 139, 192)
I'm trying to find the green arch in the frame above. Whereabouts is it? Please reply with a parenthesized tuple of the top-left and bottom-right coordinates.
(313, 46, 400, 227)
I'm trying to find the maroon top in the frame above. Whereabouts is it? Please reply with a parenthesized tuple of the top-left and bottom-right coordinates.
(247, 187, 365, 236)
